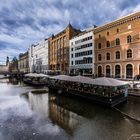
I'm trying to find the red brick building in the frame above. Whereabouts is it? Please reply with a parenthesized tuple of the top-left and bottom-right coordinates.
(94, 11, 140, 79)
(48, 23, 81, 74)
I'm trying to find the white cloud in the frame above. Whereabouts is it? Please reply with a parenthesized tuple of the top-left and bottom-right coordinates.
(0, 34, 23, 44)
(0, 0, 140, 61)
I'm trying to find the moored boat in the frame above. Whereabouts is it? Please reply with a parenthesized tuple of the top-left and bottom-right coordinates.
(23, 73, 50, 86)
(48, 75, 129, 107)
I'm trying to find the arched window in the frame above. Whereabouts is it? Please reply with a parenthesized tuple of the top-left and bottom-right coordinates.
(115, 65, 121, 78)
(106, 41, 110, 47)
(127, 49, 132, 58)
(127, 35, 132, 43)
(106, 65, 111, 77)
(98, 66, 102, 77)
(117, 28, 119, 33)
(107, 32, 109, 36)
(126, 64, 133, 78)
(98, 54, 102, 61)
(116, 51, 120, 59)
(106, 53, 110, 60)
(116, 38, 120, 45)
(98, 43, 101, 49)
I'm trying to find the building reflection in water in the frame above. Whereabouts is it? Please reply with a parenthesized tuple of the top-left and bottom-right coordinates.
(27, 92, 49, 120)
(23, 91, 97, 136)
(20, 90, 140, 139)
(48, 93, 81, 135)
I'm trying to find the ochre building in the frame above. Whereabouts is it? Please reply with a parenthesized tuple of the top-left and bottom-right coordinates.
(18, 52, 29, 73)
(48, 23, 81, 74)
(94, 11, 140, 79)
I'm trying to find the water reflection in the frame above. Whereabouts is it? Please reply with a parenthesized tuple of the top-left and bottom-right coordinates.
(24, 92, 49, 120)
(0, 78, 140, 140)
(23, 91, 140, 140)
(0, 77, 23, 85)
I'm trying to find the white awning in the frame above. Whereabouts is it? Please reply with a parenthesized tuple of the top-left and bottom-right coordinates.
(51, 75, 128, 87)
(24, 73, 50, 77)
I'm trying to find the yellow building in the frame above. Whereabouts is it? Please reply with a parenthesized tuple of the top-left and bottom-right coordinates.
(94, 11, 140, 79)
(48, 23, 81, 74)
(18, 52, 29, 73)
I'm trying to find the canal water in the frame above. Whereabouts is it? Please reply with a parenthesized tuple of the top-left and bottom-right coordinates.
(0, 77, 140, 140)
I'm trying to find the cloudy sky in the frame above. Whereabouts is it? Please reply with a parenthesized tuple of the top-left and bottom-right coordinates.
(0, 0, 140, 64)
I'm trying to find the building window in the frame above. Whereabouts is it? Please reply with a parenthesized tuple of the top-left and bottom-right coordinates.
(106, 41, 110, 47)
(64, 36, 66, 47)
(126, 64, 133, 78)
(127, 35, 132, 43)
(98, 54, 102, 61)
(107, 32, 109, 36)
(71, 48, 73, 51)
(106, 65, 111, 77)
(116, 51, 120, 59)
(99, 34, 101, 39)
(127, 49, 132, 58)
(116, 38, 120, 45)
(71, 61, 73, 65)
(98, 43, 101, 49)
(71, 54, 73, 58)
(115, 65, 121, 78)
(98, 66, 102, 77)
(106, 53, 110, 60)
(117, 28, 119, 33)
(71, 42, 73, 46)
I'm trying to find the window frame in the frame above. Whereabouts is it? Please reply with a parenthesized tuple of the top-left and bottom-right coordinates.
(127, 49, 132, 59)
(106, 53, 111, 61)
(116, 51, 120, 60)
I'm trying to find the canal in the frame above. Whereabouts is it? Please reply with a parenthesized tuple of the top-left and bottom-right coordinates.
(0, 77, 140, 140)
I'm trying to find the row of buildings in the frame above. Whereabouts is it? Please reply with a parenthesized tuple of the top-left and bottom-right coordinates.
(16, 11, 140, 79)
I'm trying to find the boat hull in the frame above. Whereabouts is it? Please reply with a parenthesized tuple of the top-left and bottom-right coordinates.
(48, 87, 127, 107)
(23, 78, 47, 86)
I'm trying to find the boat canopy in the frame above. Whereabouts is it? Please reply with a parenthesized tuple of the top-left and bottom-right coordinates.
(69, 75, 94, 84)
(50, 75, 71, 81)
(93, 77, 128, 87)
(24, 73, 50, 78)
(51, 75, 128, 87)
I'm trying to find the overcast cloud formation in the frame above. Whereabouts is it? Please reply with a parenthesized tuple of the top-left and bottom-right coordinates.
(0, 0, 140, 64)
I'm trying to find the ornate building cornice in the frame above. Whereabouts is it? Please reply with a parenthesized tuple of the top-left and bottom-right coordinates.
(94, 11, 140, 34)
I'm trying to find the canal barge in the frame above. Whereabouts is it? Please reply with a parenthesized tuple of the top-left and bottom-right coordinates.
(48, 75, 129, 107)
(23, 73, 50, 86)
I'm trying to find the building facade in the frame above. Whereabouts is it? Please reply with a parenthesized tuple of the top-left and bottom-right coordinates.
(29, 38, 49, 73)
(70, 28, 94, 75)
(0, 56, 9, 74)
(18, 52, 29, 73)
(9, 57, 18, 73)
(94, 11, 140, 79)
(48, 23, 81, 74)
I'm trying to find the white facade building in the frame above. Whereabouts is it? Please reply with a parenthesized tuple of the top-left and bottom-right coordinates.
(70, 29, 94, 75)
(29, 39, 49, 73)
